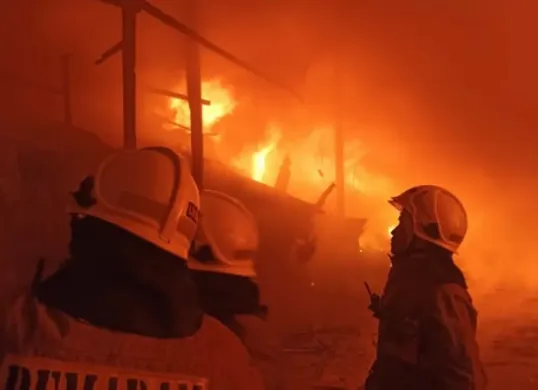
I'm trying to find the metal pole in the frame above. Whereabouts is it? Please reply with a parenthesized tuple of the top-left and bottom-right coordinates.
(184, 0, 204, 188)
(334, 63, 345, 217)
(121, 3, 137, 149)
(60, 54, 73, 126)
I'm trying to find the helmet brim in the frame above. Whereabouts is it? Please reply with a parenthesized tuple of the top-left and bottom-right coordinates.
(388, 198, 403, 211)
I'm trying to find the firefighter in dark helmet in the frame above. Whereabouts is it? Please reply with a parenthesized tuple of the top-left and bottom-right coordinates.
(364, 185, 487, 390)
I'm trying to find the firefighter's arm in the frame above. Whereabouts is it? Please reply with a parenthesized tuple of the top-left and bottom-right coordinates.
(419, 285, 484, 389)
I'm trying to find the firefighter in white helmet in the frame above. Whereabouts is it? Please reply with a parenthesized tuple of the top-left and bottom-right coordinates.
(188, 190, 289, 390)
(0, 147, 263, 390)
(363, 185, 486, 390)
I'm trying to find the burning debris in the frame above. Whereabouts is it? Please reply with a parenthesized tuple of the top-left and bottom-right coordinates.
(158, 77, 397, 245)
(168, 79, 236, 132)
(275, 155, 292, 193)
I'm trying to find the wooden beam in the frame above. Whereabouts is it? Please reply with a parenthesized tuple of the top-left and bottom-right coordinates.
(184, 0, 204, 188)
(145, 85, 211, 106)
(315, 182, 336, 211)
(275, 155, 291, 193)
(95, 40, 123, 65)
(60, 54, 73, 125)
(121, 4, 137, 149)
(334, 66, 345, 217)
(141, 1, 301, 101)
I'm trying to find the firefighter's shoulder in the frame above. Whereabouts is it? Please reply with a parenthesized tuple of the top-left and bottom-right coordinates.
(423, 283, 487, 388)
(2, 293, 264, 390)
(422, 282, 481, 362)
(428, 282, 477, 327)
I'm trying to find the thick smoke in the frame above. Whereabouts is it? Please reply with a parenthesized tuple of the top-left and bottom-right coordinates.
(4, 0, 538, 298)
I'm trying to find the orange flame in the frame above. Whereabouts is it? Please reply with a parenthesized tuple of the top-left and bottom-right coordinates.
(163, 78, 396, 248)
(252, 144, 275, 182)
(231, 126, 282, 183)
(168, 79, 236, 131)
(251, 127, 281, 182)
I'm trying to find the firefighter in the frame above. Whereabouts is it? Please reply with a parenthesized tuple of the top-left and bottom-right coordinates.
(363, 185, 487, 390)
(0, 147, 263, 390)
(188, 190, 288, 390)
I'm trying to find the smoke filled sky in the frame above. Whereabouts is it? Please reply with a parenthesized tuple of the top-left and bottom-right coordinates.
(3, 0, 538, 278)
(5, 0, 535, 175)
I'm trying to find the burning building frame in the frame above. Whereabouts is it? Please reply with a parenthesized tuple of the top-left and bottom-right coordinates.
(0, 0, 370, 330)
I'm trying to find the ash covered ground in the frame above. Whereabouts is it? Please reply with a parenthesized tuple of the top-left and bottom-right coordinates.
(280, 256, 538, 389)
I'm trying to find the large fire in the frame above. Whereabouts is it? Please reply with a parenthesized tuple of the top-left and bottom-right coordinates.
(165, 78, 397, 249)
(252, 145, 274, 182)
(251, 127, 281, 182)
(168, 79, 237, 133)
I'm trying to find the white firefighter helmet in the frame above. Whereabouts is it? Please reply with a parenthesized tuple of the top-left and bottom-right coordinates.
(188, 190, 259, 278)
(67, 146, 200, 260)
(389, 185, 467, 253)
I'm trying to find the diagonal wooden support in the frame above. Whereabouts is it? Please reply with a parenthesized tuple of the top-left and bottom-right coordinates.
(140, 0, 301, 100)
(95, 40, 122, 65)
(60, 54, 73, 125)
(145, 85, 211, 106)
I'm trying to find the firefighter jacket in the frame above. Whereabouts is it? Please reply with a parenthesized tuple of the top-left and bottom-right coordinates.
(365, 251, 487, 390)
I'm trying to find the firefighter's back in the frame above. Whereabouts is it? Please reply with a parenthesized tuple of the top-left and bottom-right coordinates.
(2, 293, 263, 390)
(1, 147, 265, 390)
